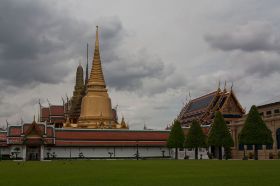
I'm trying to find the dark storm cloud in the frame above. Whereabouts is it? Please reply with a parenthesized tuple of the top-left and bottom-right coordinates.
(0, 0, 91, 86)
(0, 0, 176, 94)
(245, 58, 280, 78)
(204, 21, 280, 52)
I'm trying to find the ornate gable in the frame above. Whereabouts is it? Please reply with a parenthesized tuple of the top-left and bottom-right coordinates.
(220, 91, 245, 115)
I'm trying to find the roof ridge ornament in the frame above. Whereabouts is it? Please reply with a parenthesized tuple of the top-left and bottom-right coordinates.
(223, 80, 227, 91)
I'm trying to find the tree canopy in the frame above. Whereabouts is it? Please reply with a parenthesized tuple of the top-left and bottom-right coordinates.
(208, 111, 234, 148)
(185, 120, 207, 148)
(167, 120, 185, 149)
(239, 105, 273, 145)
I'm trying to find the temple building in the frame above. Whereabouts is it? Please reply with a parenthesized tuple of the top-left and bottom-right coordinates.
(76, 26, 119, 129)
(68, 63, 86, 124)
(177, 85, 280, 160)
(39, 27, 127, 129)
(177, 85, 245, 127)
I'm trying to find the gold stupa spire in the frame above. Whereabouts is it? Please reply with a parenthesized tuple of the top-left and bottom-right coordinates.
(88, 26, 106, 88)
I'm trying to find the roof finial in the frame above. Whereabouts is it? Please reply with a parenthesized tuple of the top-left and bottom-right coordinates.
(231, 82, 234, 91)
(218, 80, 221, 91)
(224, 80, 227, 91)
(95, 25, 99, 47)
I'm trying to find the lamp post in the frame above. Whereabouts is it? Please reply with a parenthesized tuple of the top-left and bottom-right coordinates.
(136, 143, 139, 160)
(70, 144, 72, 159)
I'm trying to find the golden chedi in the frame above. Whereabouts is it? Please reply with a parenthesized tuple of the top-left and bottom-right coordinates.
(78, 26, 118, 129)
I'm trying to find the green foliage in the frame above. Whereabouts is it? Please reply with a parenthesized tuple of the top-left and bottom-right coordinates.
(208, 111, 234, 148)
(167, 120, 185, 148)
(185, 120, 207, 148)
(239, 105, 273, 145)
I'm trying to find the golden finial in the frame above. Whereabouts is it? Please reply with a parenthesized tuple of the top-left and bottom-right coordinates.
(224, 80, 227, 91)
(95, 25, 99, 47)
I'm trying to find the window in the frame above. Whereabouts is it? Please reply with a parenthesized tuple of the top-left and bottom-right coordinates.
(266, 144, 273, 150)
(266, 111, 272, 115)
(239, 144, 244, 151)
(277, 128, 280, 149)
(259, 112, 264, 116)
(274, 109, 280, 114)
(247, 145, 253, 150)
(255, 144, 262, 150)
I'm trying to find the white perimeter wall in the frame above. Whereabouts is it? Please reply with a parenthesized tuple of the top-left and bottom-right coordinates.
(45, 146, 170, 159)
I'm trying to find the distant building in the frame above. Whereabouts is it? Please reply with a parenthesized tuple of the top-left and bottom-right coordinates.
(230, 101, 280, 159)
(0, 120, 169, 160)
(177, 86, 280, 159)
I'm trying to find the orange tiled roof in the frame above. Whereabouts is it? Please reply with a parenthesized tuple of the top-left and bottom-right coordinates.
(55, 130, 169, 141)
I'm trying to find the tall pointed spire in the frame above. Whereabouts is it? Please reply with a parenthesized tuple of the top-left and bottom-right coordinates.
(85, 43, 89, 85)
(75, 61, 84, 89)
(88, 26, 106, 88)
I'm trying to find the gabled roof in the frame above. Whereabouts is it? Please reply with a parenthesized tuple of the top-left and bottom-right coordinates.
(178, 88, 244, 126)
(187, 91, 217, 112)
(178, 91, 218, 126)
(0, 132, 7, 146)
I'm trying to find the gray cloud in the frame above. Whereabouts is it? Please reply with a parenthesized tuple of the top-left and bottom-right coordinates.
(204, 21, 280, 52)
(0, 0, 91, 87)
(95, 18, 181, 93)
(104, 49, 169, 91)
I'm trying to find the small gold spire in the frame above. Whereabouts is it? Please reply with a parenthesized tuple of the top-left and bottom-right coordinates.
(95, 26, 99, 48)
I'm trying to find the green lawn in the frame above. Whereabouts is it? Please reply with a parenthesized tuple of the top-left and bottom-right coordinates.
(0, 160, 279, 186)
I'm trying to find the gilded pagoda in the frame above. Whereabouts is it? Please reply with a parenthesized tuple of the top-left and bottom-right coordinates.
(40, 27, 128, 129)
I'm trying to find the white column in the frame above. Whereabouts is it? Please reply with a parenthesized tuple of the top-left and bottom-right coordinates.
(40, 145, 44, 161)
(22, 145, 27, 161)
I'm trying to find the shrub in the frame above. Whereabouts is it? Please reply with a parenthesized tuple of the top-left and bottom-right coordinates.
(269, 152, 274, 159)
(248, 152, 254, 159)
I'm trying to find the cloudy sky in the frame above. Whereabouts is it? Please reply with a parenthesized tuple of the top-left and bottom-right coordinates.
(0, 0, 280, 129)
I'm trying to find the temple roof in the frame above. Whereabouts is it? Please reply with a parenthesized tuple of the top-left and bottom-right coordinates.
(0, 132, 7, 146)
(187, 91, 217, 112)
(3, 125, 169, 147)
(55, 129, 169, 147)
(178, 88, 244, 126)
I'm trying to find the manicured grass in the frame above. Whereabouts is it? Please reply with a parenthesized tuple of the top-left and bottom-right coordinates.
(0, 160, 280, 186)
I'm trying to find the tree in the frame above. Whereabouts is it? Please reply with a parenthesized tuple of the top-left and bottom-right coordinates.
(208, 111, 234, 160)
(167, 120, 185, 159)
(185, 120, 207, 159)
(239, 105, 273, 160)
